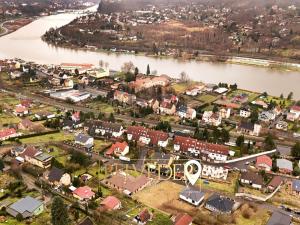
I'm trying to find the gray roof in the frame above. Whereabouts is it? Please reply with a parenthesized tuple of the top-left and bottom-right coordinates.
(180, 187, 205, 202)
(8, 196, 43, 216)
(48, 167, 64, 182)
(276, 159, 293, 171)
(266, 211, 291, 225)
(292, 179, 300, 192)
(206, 194, 234, 213)
(75, 133, 92, 143)
(34, 152, 52, 162)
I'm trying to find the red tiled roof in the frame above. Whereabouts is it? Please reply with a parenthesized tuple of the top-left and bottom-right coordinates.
(61, 63, 94, 68)
(174, 213, 193, 225)
(0, 128, 16, 139)
(291, 105, 300, 112)
(100, 196, 121, 210)
(174, 136, 229, 155)
(106, 142, 128, 155)
(268, 176, 283, 188)
(73, 186, 95, 199)
(127, 126, 168, 145)
(256, 155, 272, 168)
(138, 208, 151, 223)
(20, 99, 32, 107)
(148, 130, 168, 145)
(127, 126, 148, 141)
(15, 105, 28, 113)
(20, 146, 38, 158)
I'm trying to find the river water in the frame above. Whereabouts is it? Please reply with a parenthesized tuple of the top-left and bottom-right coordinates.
(0, 5, 299, 98)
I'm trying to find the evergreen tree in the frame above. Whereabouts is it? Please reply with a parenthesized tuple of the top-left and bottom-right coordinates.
(291, 142, 300, 158)
(51, 196, 69, 225)
(134, 67, 139, 76)
(146, 64, 150, 75)
(0, 159, 4, 171)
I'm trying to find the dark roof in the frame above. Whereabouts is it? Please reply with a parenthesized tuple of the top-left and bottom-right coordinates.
(48, 167, 64, 182)
(78, 217, 94, 225)
(180, 186, 205, 202)
(292, 179, 300, 192)
(266, 211, 291, 225)
(268, 176, 283, 188)
(240, 171, 264, 185)
(239, 121, 254, 131)
(206, 194, 234, 213)
(85, 120, 122, 134)
(75, 133, 92, 143)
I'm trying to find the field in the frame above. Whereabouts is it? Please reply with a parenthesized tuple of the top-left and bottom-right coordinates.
(86, 101, 114, 113)
(196, 172, 239, 195)
(228, 89, 260, 103)
(0, 112, 21, 127)
(93, 139, 112, 153)
(195, 93, 218, 104)
(19, 131, 74, 144)
(134, 181, 199, 214)
(171, 81, 202, 94)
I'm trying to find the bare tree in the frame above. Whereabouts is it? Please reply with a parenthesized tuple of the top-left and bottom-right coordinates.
(121, 61, 135, 73)
(180, 71, 190, 83)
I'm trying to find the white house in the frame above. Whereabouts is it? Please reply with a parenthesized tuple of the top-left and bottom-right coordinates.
(239, 108, 251, 118)
(74, 133, 94, 149)
(179, 187, 205, 206)
(202, 111, 222, 126)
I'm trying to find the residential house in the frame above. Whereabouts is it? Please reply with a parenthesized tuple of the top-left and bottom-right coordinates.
(290, 105, 300, 119)
(105, 142, 129, 157)
(34, 111, 56, 120)
(276, 121, 288, 131)
(147, 152, 174, 171)
(287, 112, 298, 122)
(256, 155, 272, 171)
(11, 146, 26, 156)
(18, 119, 35, 130)
(177, 105, 196, 120)
(179, 186, 205, 206)
(100, 196, 121, 211)
(62, 119, 83, 130)
(202, 111, 222, 126)
(266, 211, 291, 225)
(251, 100, 268, 109)
(0, 128, 19, 141)
(127, 126, 169, 147)
(21, 147, 52, 168)
(159, 101, 176, 115)
(219, 108, 231, 119)
(172, 213, 193, 225)
(46, 167, 71, 187)
(291, 180, 300, 195)
(240, 171, 264, 189)
(214, 87, 228, 94)
(130, 75, 169, 92)
(276, 159, 293, 174)
(104, 172, 151, 196)
(173, 136, 229, 162)
(73, 186, 95, 201)
(85, 120, 124, 138)
(114, 90, 136, 104)
(205, 194, 235, 214)
(267, 176, 283, 191)
(74, 133, 94, 149)
(88, 67, 109, 78)
(6, 196, 44, 218)
(239, 107, 251, 118)
(202, 165, 228, 180)
(71, 111, 80, 122)
(236, 121, 261, 136)
(259, 111, 276, 122)
(20, 99, 32, 108)
(133, 208, 152, 225)
(13, 105, 29, 117)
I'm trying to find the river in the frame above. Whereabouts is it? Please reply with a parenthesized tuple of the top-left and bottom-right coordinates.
(0, 5, 299, 98)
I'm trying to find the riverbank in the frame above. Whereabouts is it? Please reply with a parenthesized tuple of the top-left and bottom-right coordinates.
(0, 18, 35, 37)
(43, 41, 300, 72)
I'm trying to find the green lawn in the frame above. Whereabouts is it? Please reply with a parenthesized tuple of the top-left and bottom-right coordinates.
(93, 139, 112, 152)
(0, 112, 21, 126)
(86, 102, 114, 113)
(195, 94, 217, 104)
(19, 132, 74, 144)
(228, 89, 260, 103)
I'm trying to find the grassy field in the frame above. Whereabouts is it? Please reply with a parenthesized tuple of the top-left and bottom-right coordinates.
(234, 208, 270, 225)
(0, 112, 21, 126)
(228, 89, 260, 103)
(93, 139, 112, 152)
(134, 181, 198, 214)
(86, 102, 114, 113)
(195, 94, 218, 104)
(197, 172, 239, 195)
(19, 131, 74, 144)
